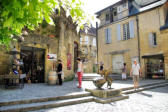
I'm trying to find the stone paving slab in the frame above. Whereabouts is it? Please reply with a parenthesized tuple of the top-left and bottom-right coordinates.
(0, 78, 166, 103)
(30, 86, 168, 112)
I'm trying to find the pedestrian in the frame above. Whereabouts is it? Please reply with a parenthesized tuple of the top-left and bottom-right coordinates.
(99, 61, 104, 76)
(76, 57, 83, 88)
(130, 60, 142, 90)
(57, 59, 63, 85)
(122, 63, 127, 80)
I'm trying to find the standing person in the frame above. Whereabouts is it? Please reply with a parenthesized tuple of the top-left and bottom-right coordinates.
(57, 59, 63, 85)
(99, 61, 104, 75)
(76, 57, 83, 88)
(130, 60, 142, 90)
(122, 63, 127, 80)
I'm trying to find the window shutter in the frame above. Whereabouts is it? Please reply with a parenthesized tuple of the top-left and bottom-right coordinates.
(148, 33, 154, 46)
(129, 20, 135, 38)
(117, 24, 121, 41)
(93, 38, 96, 46)
(108, 28, 112, 43)
(105, 28, 108, 43)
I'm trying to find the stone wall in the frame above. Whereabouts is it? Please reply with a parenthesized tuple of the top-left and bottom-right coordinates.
(97, 16, 139, 74)
(0, 14, 80, 83)
(80, 33, 97, 73)
(97, 3, 168, 79)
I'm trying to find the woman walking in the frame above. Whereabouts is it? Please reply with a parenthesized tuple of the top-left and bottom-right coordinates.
(76, 58, 83, 88)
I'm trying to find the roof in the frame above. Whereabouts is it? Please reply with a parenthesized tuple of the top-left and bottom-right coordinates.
(160, 11, 168, 30)
(80, 27, 96, 37)
(96, 0, 122, 14)
(96, 0, 166, 16)
(129, 0, 166, 16)
(135, 0, 161, 7)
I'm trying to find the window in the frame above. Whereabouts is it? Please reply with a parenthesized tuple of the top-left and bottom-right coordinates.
(148, 33, 157, 47)
(91, 50, 97, 57)
(113, 10, 117, 16)
(83, 47, 88, 54)
(105, 28, 112, 44)
(85, 36, 89, 45)
(123, 23, 130, 40)
(153, 33, 157, 45)
(123, 3, 126, 8)
(80, 37, 83, 44)
(106, 14, 110, 21)
(93, 38, 96, 46)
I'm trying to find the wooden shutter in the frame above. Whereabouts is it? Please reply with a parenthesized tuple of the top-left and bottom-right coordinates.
(148, 33, 154, 46)
(108, 28, 112, 43)
(117, 24, 121, 41)
(105, 28, 108, 44)
(129, 20, 135, 38)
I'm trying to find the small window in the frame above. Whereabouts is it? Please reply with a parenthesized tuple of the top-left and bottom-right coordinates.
(85, 36, 89, 45)
(123, 3, 126, 8)
(113, 10, 117, 16)
(123, 23, 130, 40)
(106, 14, 110, 21)
(80, 37, 83, 44)
(153, 33, 157, 46)
(148, 33, 157, 47)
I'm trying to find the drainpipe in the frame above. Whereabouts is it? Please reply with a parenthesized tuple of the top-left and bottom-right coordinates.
(136, 15, 141, 64)
(96, 22, 99, 72)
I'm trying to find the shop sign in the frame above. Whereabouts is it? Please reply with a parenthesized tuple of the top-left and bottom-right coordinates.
(47, 54, 57, 61)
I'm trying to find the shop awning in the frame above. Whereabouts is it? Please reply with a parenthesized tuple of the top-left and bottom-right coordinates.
(142, 54, 163, 59)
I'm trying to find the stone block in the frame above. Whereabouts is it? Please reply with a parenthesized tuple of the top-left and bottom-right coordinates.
(86, 88, 121, 98)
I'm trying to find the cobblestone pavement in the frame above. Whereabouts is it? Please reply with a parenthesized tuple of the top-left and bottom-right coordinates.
(32, 86, 168, 112)
(0, 78, 165, 102)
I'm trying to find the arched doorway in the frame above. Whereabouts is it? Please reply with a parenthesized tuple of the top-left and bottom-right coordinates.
(74, 42, 79, 72)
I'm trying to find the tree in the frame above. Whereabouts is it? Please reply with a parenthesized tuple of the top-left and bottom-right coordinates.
(0, 0, 96, 47)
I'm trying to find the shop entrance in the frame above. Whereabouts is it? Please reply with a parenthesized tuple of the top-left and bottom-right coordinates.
(21, 46, 45, 83)
(143, 54, 165, 79)
(74, 42, 79, 72)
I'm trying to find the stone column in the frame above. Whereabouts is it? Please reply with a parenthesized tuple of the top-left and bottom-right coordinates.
(58, 21, 66, 60)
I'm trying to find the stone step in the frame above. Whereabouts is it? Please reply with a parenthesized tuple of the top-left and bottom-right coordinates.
(0, 96, 94, 112)
(0, 92, 91, 107)
(122, 83, 168, 94)
(120, 81, 168, 92)
(94, 94, 129, 104)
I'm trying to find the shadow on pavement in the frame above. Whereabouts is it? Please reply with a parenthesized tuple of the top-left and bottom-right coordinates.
(137, 92, 153, 97)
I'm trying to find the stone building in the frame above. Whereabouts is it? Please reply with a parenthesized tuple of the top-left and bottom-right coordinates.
(80, 27, 97, 73)
(96, 0, 168, 80)
(0, 9, 80, 83)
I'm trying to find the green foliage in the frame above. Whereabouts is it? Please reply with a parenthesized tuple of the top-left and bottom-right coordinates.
(0, 0, 96, 47)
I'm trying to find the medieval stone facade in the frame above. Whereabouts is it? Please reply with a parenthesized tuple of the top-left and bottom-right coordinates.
(97, 0, 168, 80)
(80, 27, 97, 73)
(0, 10, 80, 83)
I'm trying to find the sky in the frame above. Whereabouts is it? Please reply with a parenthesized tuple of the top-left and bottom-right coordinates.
(81, 0, 120, 27)
(82, 0, 120, 14)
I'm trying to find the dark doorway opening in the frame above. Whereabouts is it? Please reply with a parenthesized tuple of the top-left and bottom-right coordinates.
(74, 42, 79, 72)
(21, 46, 45, 83)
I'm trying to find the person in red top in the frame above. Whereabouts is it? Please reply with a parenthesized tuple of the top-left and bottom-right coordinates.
(76, 58, 83, 88)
